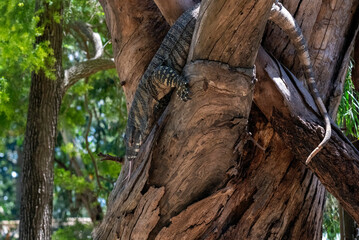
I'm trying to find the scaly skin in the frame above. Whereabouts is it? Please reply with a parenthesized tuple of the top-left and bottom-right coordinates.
(125, 5, 199, 166)
(124, 2, 331, 174)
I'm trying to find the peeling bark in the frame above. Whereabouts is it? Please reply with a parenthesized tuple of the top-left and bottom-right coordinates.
(149, 61, 255, 235)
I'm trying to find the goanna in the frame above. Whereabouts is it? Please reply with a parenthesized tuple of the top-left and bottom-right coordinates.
(124, 4, 200, 176)
(124, 2, 331, 176)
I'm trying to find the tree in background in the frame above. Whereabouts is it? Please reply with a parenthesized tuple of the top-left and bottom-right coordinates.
(19, 0, 64, 237)
(0, 0, 116, 238)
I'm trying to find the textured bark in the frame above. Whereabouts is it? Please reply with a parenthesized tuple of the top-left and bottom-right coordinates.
(189, 0, 273, 67)
(254, 47, 359, 223)
(261, 0, 359, 223)
(19, 1, 64, 239)
(95, 0, 359, 239)
(263, 0, 359, 117)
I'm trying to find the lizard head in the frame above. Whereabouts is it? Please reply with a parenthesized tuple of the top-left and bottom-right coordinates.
(125, 129, 142, 162)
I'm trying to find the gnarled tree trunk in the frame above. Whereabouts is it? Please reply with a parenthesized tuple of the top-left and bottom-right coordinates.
(95, 0, 359, 239)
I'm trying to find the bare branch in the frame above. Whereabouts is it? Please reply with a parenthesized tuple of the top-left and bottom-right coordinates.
(62, 21, 114, 92)
(69, 21, 104, 59)
(84, 79, 102, 190)
(97, 153, 124, 163)
(63, 58, 115, 92)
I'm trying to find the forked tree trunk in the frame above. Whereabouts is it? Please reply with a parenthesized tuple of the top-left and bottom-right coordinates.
(95, 0, 359, 239)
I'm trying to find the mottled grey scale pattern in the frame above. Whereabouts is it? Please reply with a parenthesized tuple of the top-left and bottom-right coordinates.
(125, 4, 200, 164)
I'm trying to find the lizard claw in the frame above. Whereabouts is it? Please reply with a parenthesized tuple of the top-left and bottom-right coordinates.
(123, 160, 132, 183)
(177, 83, 191, 102)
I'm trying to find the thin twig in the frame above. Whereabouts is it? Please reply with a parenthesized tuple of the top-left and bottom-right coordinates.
(97, 152, 124, 163)
(84, 78, 102, 189)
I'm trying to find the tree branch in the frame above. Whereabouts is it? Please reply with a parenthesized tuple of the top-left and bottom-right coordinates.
(255, 47, 359, 222)
(63, 58, 115, 92)
(189, 0, 274, 67)
(69, 21, 104, 59)
(97, 153, 124, 163)
(63, 21, 115, 92)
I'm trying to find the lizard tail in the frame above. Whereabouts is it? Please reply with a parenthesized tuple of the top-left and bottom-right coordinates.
(305, 111, 331, 164)
(269, 2, 332, 164)
(305, 99, 332, 165)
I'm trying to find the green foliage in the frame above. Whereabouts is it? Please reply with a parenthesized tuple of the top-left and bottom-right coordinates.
(337, 61, 359, 139)
(54, 168, 95, 193)
(322, 62, 359, 240)
(62, 0, 112, 69)
(0, 0, 64, 148)
(52, 222, 93, 240)
(323, 194, 340, 240)
(0, 0, 34, 147)
(0, 0, 37, 71)
(0, 77, 9, 114)
(54, 70, 125, 218)
(0, 0, 119, 226)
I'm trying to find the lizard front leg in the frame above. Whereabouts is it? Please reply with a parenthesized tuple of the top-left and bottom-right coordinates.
(148, 65, 191, 102)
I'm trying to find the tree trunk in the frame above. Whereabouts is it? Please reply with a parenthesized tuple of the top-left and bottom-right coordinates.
(95, 0, 359, 239)
(18, 1, 117, 238)
(19, 1, 63, 239)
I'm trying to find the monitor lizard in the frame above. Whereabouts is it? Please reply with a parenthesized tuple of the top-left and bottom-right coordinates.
(124, 2, 331, 178)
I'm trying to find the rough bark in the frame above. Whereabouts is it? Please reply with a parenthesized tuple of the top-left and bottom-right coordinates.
(263, 0, 359, 117)
(19, 1, 63, 238)
(189, 0, 272, 67)
(254, 47, 359, 223)
(261, 0, 359, 222)
(95, 0, 359, 239)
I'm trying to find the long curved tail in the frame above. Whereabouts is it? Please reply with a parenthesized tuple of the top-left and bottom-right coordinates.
(269, 2, 331, 164)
